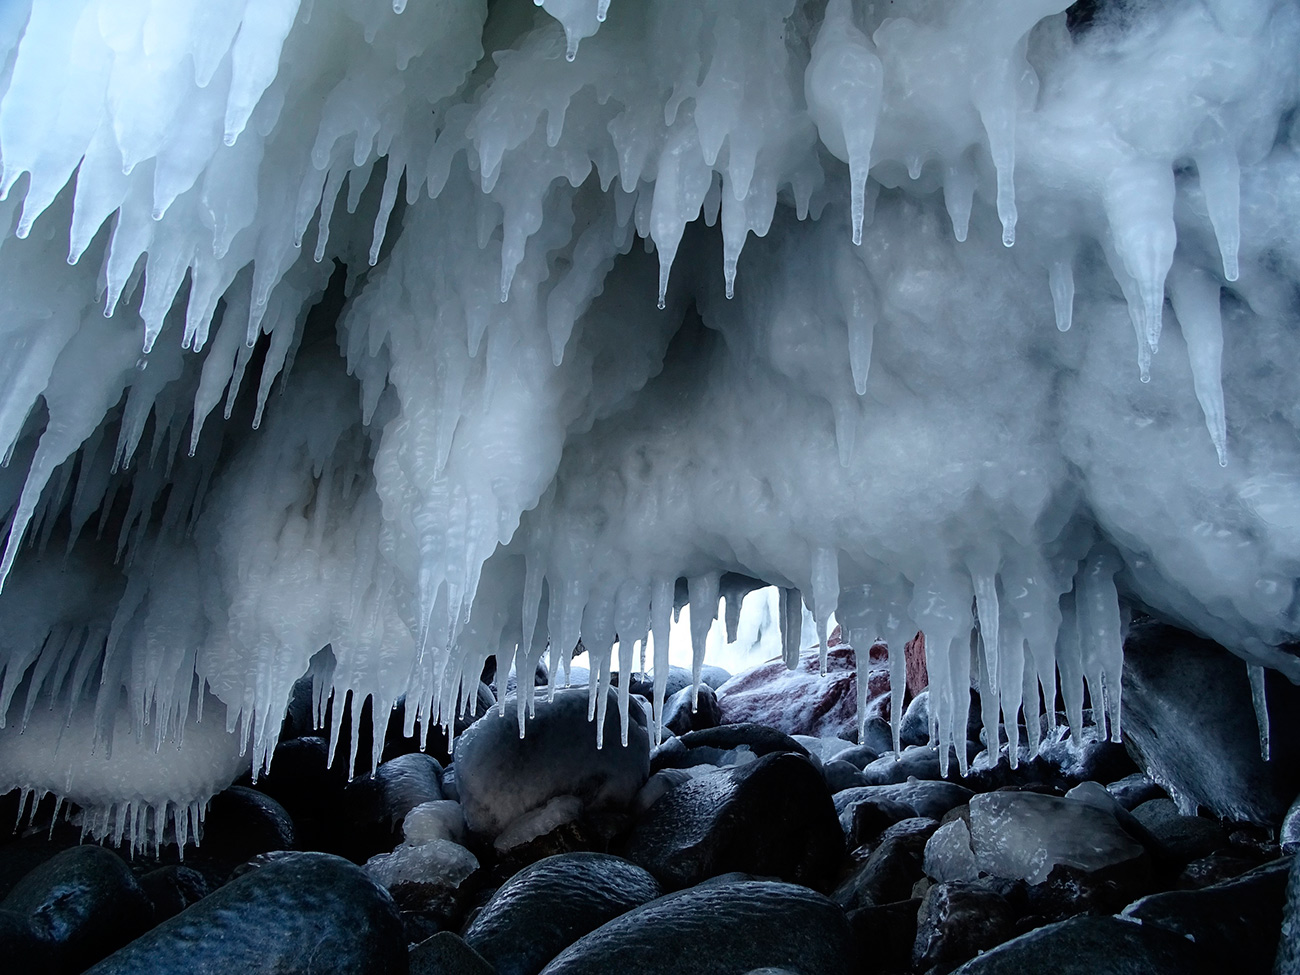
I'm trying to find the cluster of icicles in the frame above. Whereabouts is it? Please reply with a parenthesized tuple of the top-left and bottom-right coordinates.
(0, 0, 1299, 850)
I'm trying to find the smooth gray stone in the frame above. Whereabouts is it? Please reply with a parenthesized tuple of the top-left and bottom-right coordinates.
(86, 853, 406, 975)
(538, 881, 855, 975)
(464, 853, 660, 975)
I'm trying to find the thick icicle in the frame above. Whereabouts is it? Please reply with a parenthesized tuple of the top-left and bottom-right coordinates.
(1168, 263, 1228, 466)
(809, 547, 839, 675)
(687, 573, 720, 709)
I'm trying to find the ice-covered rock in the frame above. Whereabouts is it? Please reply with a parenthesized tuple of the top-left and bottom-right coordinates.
(924, 819, 980, 884)
(968, 791, 1145, 885)
(717, 644, 888, 741)
(495, 795, 584, 854)
(454, 687, 649, 839)
(364, 839, 480, 917)
(403, 800, 466, 846)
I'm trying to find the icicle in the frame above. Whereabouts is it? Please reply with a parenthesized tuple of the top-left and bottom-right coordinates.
(967, 555, 1000, 695)
(804, 0, 883, 246)
(1055, 593, 1085, 744)
(1049, 260, 1074, 332)
(910, 570, 974, 777)
(1247, 663, 1269, 762)
(810, 547, 839, 676)
(1168, 263, 1228, 466)
(942, 162, 976, 243)
(1105, 162, 1176, 355)
(687, 573, 720, 709)
(1193, 136, 1241, 282)
(779, 587, 803, 670)
(835, 247, 876, 395)
(1074, 546, 1123, 741)
(649, 578, 674, 745)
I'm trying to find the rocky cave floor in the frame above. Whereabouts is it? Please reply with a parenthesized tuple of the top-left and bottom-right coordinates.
(0, 619, 1297, 975)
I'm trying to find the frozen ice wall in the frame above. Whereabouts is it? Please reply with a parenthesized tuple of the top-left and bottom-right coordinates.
(1, 0, 1300, 845)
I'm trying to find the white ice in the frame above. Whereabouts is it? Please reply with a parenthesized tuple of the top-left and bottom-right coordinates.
(0, 0, 1298, 835)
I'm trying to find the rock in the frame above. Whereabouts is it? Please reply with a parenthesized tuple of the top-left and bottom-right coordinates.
(1283, 794, 1300, 855)
(716, 645, 889, 740)
(455, 687, 649, 839)
(650, 723, 809, 774)
(861, 744, 979, 786)
(366, 840, 480, 922)
(494, 796, 584, 854)
(834, 818, 939, 910)
(203, 785, 297, 863)
(845, 897, 920, 975)
(1130, 798, 1227, 864)
(836, 743, 882, 770)
(409, 931, 494, 975)
(791, 735, 857, 764)
(1175, 852, 1262, 889)
(87, 853, 405, 975)
(823, 759, 868, 793)
(0, 909, 51, 974)
(949, 914, 1201, 974)
(662, 683, 720, 737)
(537, 881, 855, 975)
(343, 754, 445, 860)
(254, 736, 349, 850)
(700, 665, 733, 689)
(835, 780, 974, 830)
(900, 692, 931, 746)
(1121, 621, 1300, 825)
(138, 865, 211, 924)
(923, 819, 980, 884)
(615, 666, 694, 700)
(1106, 772, 1165, 811)
(464, 853, 661, 975)
(859, 717, 896, 756)
(847, 796, 919, 847)
(0, 845, 152, 974)
(403, 800, 466, 845)
(624, 752, 843, 892)
(968, 791, 1146, 884)
(1124, 857, 1289, 972)
(914, 881, 1018, 975)
(1278, 856, 1300, 975)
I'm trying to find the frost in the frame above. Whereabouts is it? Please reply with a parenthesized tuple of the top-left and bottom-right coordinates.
(0, 0, 1298, 830)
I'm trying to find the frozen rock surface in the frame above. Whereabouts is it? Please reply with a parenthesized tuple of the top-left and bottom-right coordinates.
(1, 0, 1300, 825)
(454, 687, 650, 839)
(924, 819, 980, 884)
(464, 853, 661, 975)
(968, 791, 1144, 885)
(537, 881, 855, 975)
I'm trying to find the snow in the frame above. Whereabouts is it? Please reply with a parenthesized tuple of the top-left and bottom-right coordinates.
(0, 0, 1298, 833)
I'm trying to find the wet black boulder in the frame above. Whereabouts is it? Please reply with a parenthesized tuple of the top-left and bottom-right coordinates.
(86, 852, 406, 975)
(538, 881, 855, 975)
(464, 853, 661, 975)
(0, 845, 152, 974)
(624, 751, 843, 892)
(949, 914, 1201, 974)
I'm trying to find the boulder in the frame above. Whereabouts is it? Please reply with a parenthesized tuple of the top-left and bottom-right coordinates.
(1121, 622, 1300, 825)
(1130, 798, 1227, 865)
(662, 683, 721, 737)
(342, 753, 444, 860)
(649, 723, 809, 774)
(833, 818, 938, 910)
(1105, 772, 1165, 811)
(203, 785, 297, 863)
(0, 909, 50, 974)
(455, 687, 649, 839)
(949, 915, 1201, 974)
(845, 898, 920, 975)
(716, 645, 889, 740)
(835, 780, 973, 831)
(847, 797, 918, 848)
(464, 853, 661, 975)
(537, 881, 855, 975)
(1122, 856, 1290, 973)
(624, 752, 843, 892)
(365, 840, 480, 923)
(913, 880, 1018, 975)
(86, 853, 406, 975)
(137, 865, 211, 924)
(0, 845, 152, 974)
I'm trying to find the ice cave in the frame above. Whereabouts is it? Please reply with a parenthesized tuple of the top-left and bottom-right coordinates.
(1, 0, 1299, 971)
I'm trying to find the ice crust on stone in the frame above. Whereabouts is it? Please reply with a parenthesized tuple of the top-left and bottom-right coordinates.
(0, 0, 1298, 836)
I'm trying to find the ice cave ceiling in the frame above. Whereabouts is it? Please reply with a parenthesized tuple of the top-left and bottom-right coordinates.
(0, 0, 1299, 845)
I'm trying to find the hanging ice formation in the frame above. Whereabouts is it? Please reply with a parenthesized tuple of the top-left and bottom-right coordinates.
(2, 0, 1300, 848)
